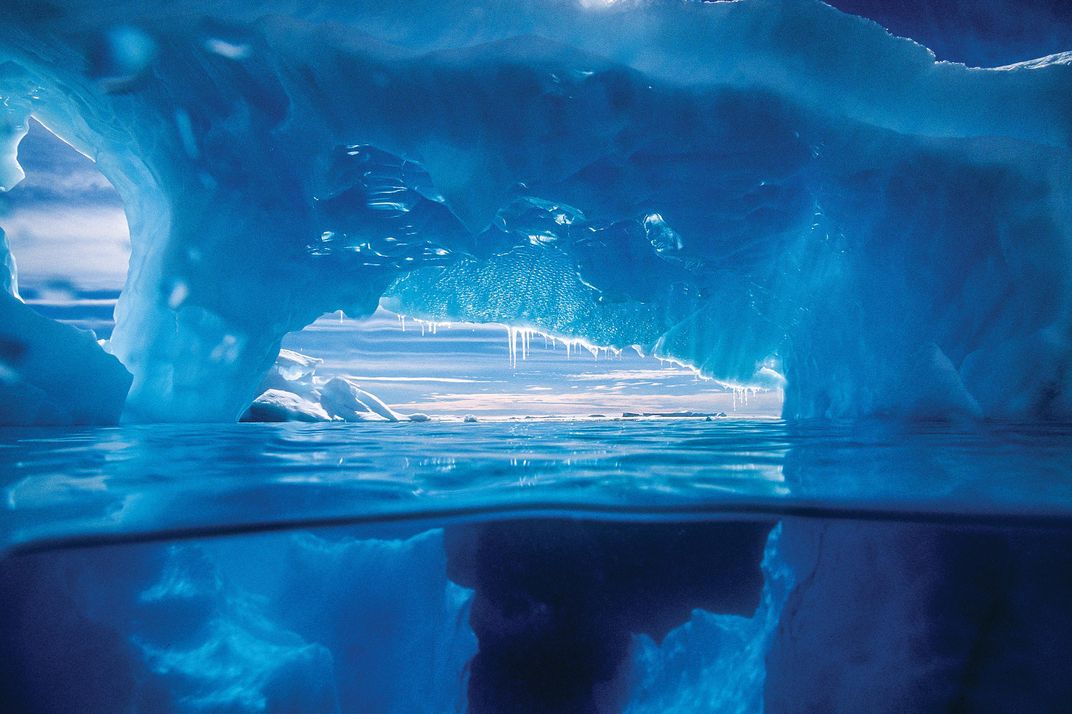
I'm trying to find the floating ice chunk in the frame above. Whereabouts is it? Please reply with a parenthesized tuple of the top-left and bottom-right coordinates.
(408, 413, 431, 422)
(319, 376, 399, 422)
(237, 349, 320, 418)
(241, 388, 330, 422)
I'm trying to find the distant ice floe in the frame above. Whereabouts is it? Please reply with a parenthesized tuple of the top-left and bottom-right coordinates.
(243, 349, 404, 423)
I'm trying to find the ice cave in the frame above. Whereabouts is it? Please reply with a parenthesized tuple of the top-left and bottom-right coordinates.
(0, 0, 1070, 712)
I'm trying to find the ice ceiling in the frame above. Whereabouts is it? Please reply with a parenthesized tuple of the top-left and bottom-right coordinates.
(0, 0, 1070, 423)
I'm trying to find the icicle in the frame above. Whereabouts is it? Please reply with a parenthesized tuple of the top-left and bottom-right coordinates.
(507, 326, 518, 368)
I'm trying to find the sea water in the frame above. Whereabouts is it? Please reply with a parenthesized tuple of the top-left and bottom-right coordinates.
(1, 419, 1070, 712)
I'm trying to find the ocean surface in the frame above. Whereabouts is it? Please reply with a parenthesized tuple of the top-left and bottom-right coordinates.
(3, 418, 1070, 554)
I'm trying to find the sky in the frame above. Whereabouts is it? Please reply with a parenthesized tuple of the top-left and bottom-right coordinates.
(2, 120, 781, 418)
(1, 120, 131, 295)
(283, 310, 781, 417)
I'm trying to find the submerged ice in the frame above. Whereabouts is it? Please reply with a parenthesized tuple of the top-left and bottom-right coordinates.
(3, 510, 1068, 713)
(0, 0, 1071, 422)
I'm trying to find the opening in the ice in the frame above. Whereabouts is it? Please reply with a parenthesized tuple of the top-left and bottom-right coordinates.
(266, 308, 785, 421)
(1, 118, 130, 339)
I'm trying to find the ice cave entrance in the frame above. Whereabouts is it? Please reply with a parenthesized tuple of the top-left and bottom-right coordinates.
(3, 118, 130, 339)
(279, 311, 784, 420)
(2, 121, 783, 422)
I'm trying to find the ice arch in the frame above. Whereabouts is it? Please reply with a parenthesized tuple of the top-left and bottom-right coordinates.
(0, 0, 1070, 423)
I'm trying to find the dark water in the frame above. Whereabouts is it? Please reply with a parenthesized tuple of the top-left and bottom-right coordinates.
(1, 420, 1070, 712)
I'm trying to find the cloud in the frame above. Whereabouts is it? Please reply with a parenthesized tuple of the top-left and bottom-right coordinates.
(2, 203, 130, 289)
(284, 307, 784, 418)
(337, 375, 491, 384)
(16, 168, 118, 197)
(567, 369, 706, 382)
(388, 388, 783, 416)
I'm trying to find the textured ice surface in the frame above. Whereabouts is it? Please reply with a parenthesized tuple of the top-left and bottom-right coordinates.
(319, 377, 400, 422)
(0, 0, 1071, 422)
(242, 388, 330, 423)
(0, 528, 478, 713)
(1, 505, 1069, 712)
(626, 523, 793, 713)
(0, 290, 131, 425)
(241, 348, 401, 422)
(765, 520, 1072, 712)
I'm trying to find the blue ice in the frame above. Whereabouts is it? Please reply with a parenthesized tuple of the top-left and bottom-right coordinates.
(1, 2, 1071, 712)
(0, 0, 1069, 423)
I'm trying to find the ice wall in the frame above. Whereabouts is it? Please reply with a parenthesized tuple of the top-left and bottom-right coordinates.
(765, 521, 1072, 711)
(0, 529, 477, 713)
(0, 0, 1070, 421)
(0, 290, 131, 425)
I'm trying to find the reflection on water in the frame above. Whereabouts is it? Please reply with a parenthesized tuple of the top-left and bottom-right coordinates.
(1, 419, 1070, 554)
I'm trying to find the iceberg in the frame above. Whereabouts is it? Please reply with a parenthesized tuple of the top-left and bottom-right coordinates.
(240, 349, 401, 422)
(0, 290, 131, 425)
(0, 0, 1070, 422)
(320, 377, 400, 422)
(242, 388, 330, 423)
